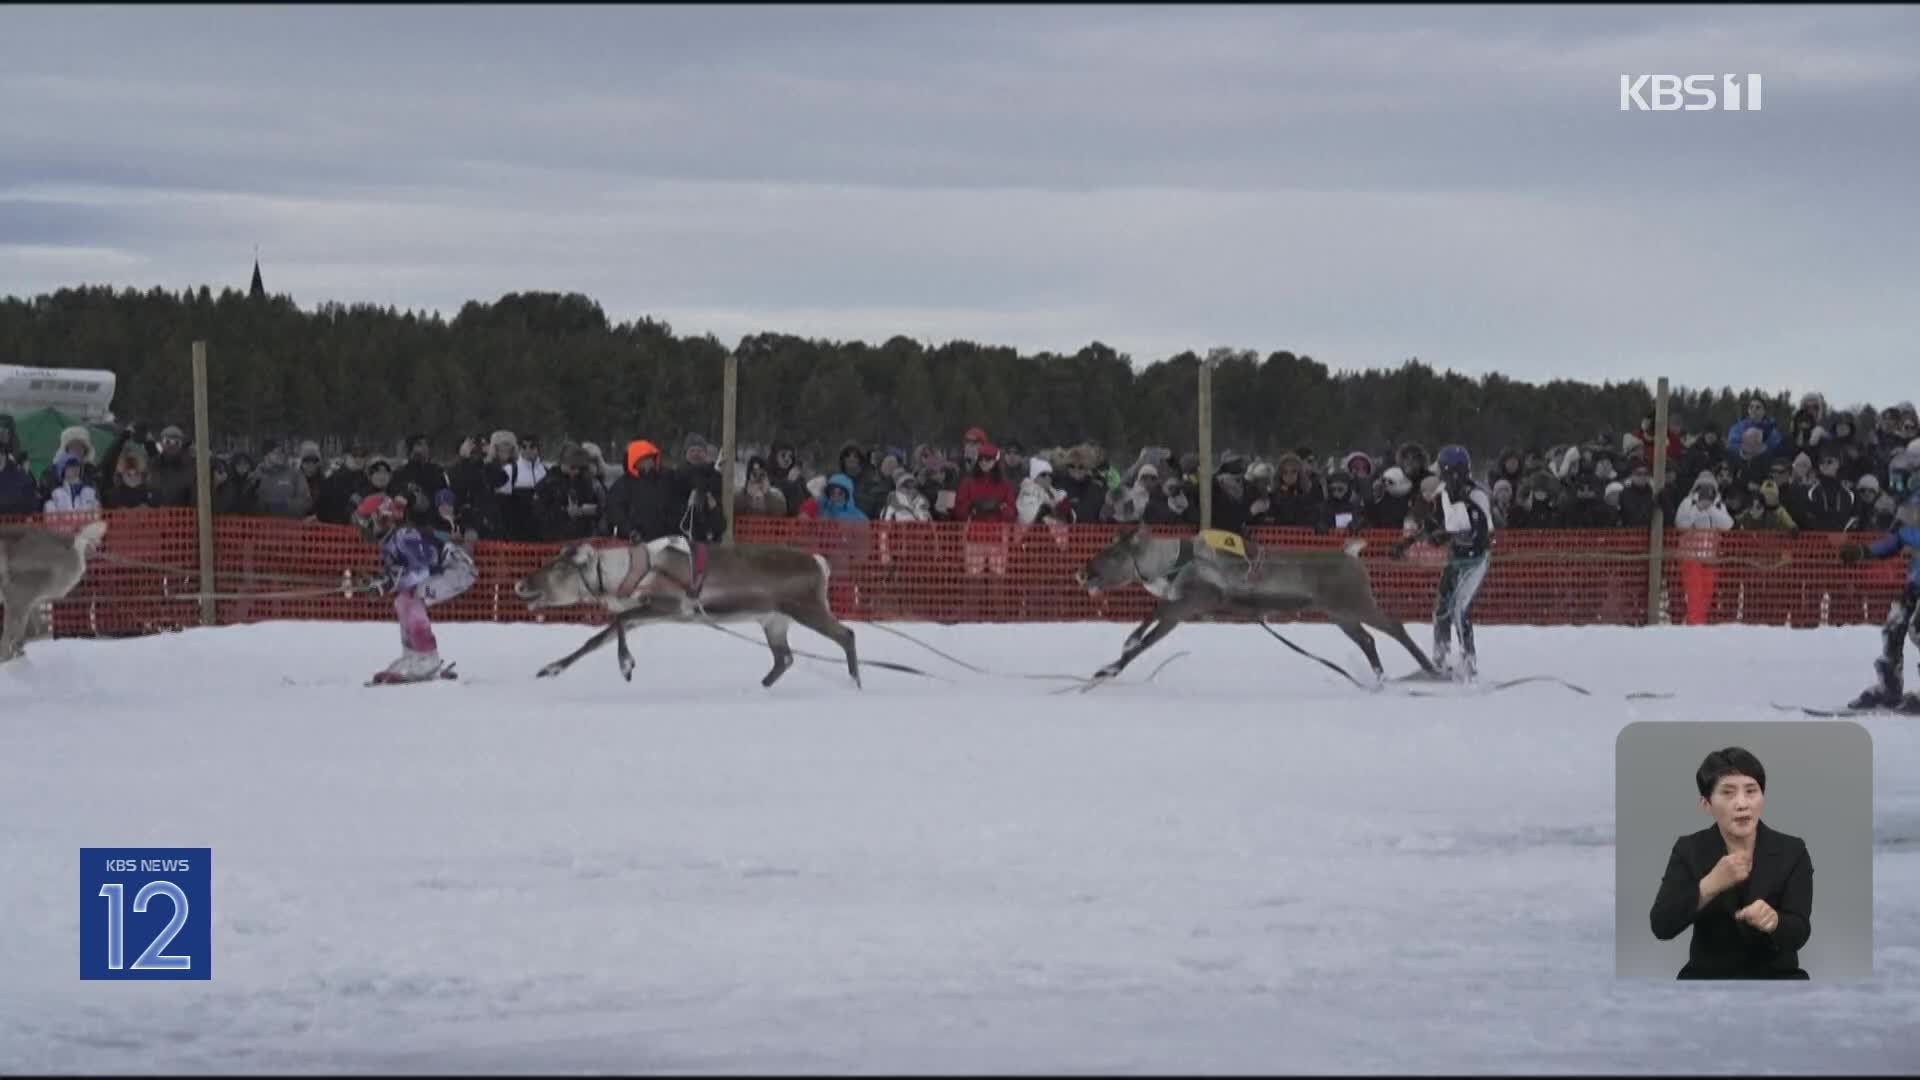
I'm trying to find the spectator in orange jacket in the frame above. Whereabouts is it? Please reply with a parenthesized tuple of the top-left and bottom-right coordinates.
(954, 444, 1017, 522)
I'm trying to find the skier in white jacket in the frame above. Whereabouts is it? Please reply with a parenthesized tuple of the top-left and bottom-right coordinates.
(1674, 472, 1735, 530)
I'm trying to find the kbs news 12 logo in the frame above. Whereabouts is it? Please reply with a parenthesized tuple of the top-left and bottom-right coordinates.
(80, 848, 211, 980)
(1619, 74, 1763, 111)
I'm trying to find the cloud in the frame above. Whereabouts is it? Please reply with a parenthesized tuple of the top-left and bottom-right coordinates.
(0, 6, 1914, 407)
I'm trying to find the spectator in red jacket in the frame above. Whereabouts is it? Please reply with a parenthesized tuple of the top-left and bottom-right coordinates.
(954, 444, 1016, 522)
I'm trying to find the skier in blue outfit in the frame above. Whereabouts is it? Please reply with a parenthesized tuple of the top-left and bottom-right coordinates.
(354, 492, 477, 683)
(1391, 444, 1494, 681)
(1839, 488, 1920, 711)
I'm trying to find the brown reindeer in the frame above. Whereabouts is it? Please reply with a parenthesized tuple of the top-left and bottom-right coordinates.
(1074, 525, 1436, 686)
(1, 520, 110, 663)
(514, 536, 860, 688)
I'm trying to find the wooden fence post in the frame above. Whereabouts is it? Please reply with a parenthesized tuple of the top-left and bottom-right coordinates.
(1645, 376, 1670, 626)
(192, 341, 216, 626)
(722, 352, 738, 541)
(1198, 359, 1214, 530)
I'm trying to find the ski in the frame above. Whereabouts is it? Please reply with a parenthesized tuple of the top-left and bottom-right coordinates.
(1771, 700, 1920, 719)
(1392, 673, 1594, 697)
(367, 662, 459, 687)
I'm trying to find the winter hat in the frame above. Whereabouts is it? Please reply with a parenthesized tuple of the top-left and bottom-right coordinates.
(806, 475, 828, 500)
(1029, 457, 1053, 480)
(60, 425, 94, 460)
(625, 440, 661, 473)
(1858, 473, 1881, 493)
(368, 459, 392, 478)
(1247, 460, 1276, 484)
(1604, 481, 1624, 506)
(298, 440, 322, 462)
(1135, 463, 1160, 483)
(491, 430, 517, 451)
(580, 442, 605, 463)
(1382, 466, 1411, 496)
(1343, 451, 1374, 477)
(1760, 479, 1781, 500)
(56, 452, 82, 479)
(1492, 478, 1514, 501)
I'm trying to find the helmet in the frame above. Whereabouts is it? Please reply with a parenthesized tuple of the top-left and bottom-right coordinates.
(353, 493, 406, 539)
(1437, 444, 1472, 485)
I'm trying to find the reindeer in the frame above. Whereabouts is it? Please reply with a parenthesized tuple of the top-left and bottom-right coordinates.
(514, 536, 860, 688)
(1074, 525, 1436, 687)
(1, 520, 110, 663)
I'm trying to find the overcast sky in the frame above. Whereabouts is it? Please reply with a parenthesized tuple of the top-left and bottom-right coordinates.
(2, 5, 1915, 407)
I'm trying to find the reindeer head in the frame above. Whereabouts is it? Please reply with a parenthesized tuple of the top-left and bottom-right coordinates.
(1075, 524, 1150, 594)
(515, 543, 598, 608)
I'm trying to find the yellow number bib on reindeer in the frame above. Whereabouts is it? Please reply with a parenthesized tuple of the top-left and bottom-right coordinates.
(1196, 529, 1249, 561)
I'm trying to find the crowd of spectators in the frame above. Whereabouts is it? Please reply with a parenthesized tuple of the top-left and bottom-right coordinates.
(2, 393, 1915, 544)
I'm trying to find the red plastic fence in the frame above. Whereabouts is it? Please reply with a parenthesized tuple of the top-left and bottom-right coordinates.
(2, 509, 1904, 639)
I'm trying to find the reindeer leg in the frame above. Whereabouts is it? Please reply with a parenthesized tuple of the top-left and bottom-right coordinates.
(760, 615, 796, 688)
(789, 601, 861, 689)
(1087, 615, 1184, 688)
(1360, 610, 1437, 676)
(3, 593, 30, 661)
(1333, 619, 1385, 683)
(539, 605, 661, 681)
(0, 587, 32, 663)
(613, 614, 636, 682)
(538, 619, 623, 678)
(1090, 596, 1207, 686)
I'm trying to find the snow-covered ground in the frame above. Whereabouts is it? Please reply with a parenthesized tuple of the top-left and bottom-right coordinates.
(3, 620, 1918, 1074)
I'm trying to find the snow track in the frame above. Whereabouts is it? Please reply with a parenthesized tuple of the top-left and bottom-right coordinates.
(3, 621, 1917, 1073)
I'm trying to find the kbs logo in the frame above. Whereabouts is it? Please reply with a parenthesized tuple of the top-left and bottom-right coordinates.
(80, 847, 211, 980)
(1619, 74, 1763, 111)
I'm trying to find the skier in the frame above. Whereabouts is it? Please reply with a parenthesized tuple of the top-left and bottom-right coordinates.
(354, 492, 476, 684)
(1390, 444, 1494, 681)
(1838, 488, 1920, 712)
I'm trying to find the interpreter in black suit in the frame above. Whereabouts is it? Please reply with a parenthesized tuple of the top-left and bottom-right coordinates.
(1649, 746, 1812, 979)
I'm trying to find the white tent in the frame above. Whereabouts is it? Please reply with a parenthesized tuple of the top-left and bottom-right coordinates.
(0, 364, 117, 422)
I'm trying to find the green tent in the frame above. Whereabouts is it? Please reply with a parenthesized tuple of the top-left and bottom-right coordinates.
(1, 406, 118, 478)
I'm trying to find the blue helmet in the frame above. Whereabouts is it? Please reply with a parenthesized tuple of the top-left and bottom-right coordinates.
(1437, 444, 1472, 484)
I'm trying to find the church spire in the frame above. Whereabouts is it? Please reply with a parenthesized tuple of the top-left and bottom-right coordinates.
(249, 246, 265, 300)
